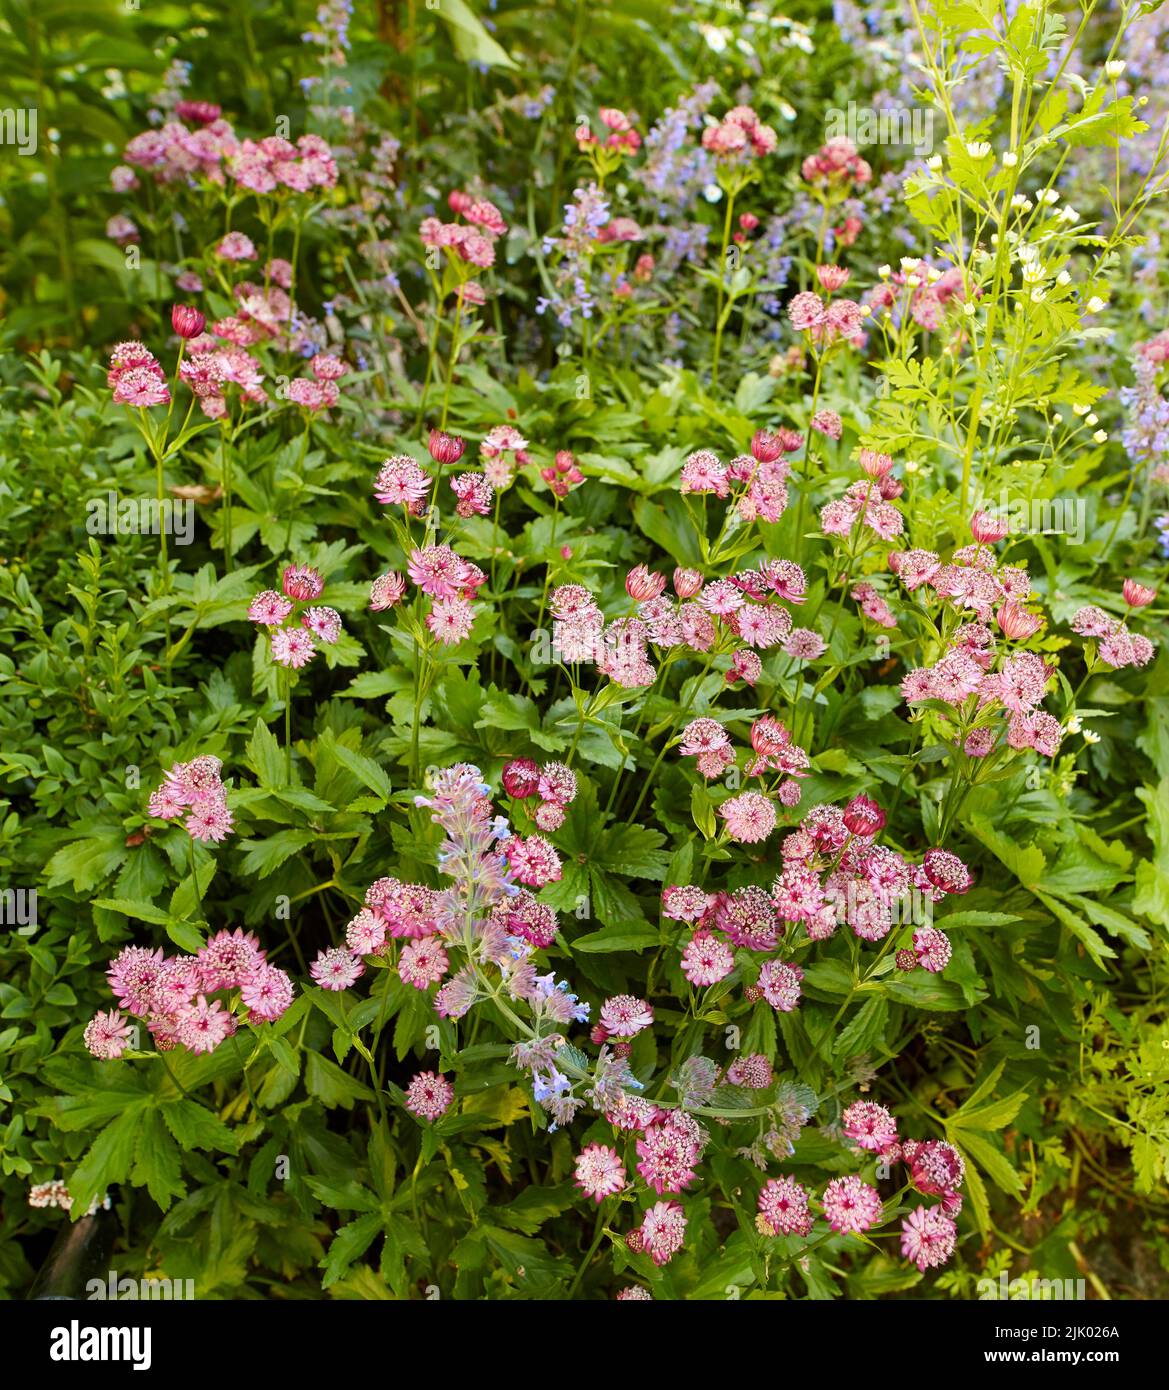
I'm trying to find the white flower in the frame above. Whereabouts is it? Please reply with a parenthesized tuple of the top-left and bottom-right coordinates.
(1092, 430, 1108, 444)
(1086, 413, 1098, 427)
(1086, 296, 1106, 313)
(1105, 60, 1126, 80)
(1036, 188, 1059, 205)
(966, 140, 992, 159)
(1083, 728, 1101, 744)
(1002, 150, 1019, 167)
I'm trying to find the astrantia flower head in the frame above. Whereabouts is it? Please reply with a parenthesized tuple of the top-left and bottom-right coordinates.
(757, 1175, 813, 1236)
(758, 958, 804, 1012)
(921, 848, 973, 896)
(635, 1200, 688, 1265)
(302, 606, 342, 644)
(269, 625, 316, 669)
(506, 834, 562, 886)
(821, 1175, 883, 1233)
(248, 589, 294, 626)
(842, 794, 886, 838)
(537, 761, 577, 806)
(900, 1205, 958, 1271)
(842, 1100, 899, 1154)
(574, 1143, 626, 1203)
(310, 946, 364, 991)
(681, 932, 735, 986)
(240, 964, 294, 1023)
(599, 994, 654, 1038)
(716, 886, 780, 951)
(374, 453, 431, 509)
(502, 757, 541, 798)
(84, 1009, 135, 1060)
(906, 1139, 965, 1201)
(370, 571, 408, 610)
(428, 429, 465, 465)
(720, 790, 777, 844)
(912, 925, 952, 973)
(663, 885, 714, 921)
(404, 1071, 454, 1122)
(197, 927, 263, 990)
(726, 1053, 772, 1088)
(398, 938, 450, 990)
(282, 565, 324, 601)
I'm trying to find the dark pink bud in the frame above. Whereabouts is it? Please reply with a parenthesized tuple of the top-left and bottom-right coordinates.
(171, 304, 206, 339)
(501, 757, 541, 798)
(842, 794, 885, 838)
(428, 429, 464, 465)
(750, 429, 784, 463)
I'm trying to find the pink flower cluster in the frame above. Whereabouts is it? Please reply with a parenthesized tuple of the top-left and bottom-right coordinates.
(866, 262, 971, 331)
(577, 106, 643, 154)
(701, 105, 777, 160)
(410, 545, 487, 646)
(107, 342, 170, 409)
(248, 564, 343, 670)
(801, 136, 872, 187)
(680, 429, 799, 523)
(148, 754, 234, 843)
(404, 1070, 455, 1122)
(755, 1109, 962, 1272)
(420, 191, 508, 272)
(540, 449, 585, 499)
(1072, 595, 1157, 670)
(179, 335, 267, 420)
(502, 757, 579, 832)
(821, 477, 905, 543)
(122, 115, 336, 193)
(85, 929, 293, 1060)
(788, 288, 866, 346)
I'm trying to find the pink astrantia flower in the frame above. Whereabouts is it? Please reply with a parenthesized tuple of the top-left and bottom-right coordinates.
(635, 1113, 703, 1194)
(720, 791, 777, 844)
(374, 454, 431, 509)
(842, 1100, 899, 1153)
(310, 946, 364, 991)
(758, 959, 804, 1012)
(369, 571, 407, 611)
(574, 1144, 626, 1203)
(663, 885, 714, 921)
(757, 1175, 813, 1236)
(270, 625, 316, 669)
(633, 1200, 688, 1266)
(84, 1009, 135, 1060)
(302, 606, 342, 644)
(821, 1175, 883, 1233)
(404, 1071, 454, 1122)
(426, 597, 476, 645)
(248, 590, 294, 626)
(599, 994, 654, 1038)
(398, 938, 450, 990)
(506, 835, 563, 886)
(239, 964, 294, 1023)
(681, 933, 735, 986)
(912, 925, 952, 973)
(726, 1053, 772, 1088)
(900, 1205, 958, 1271)
(282, 565, 325, 601)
